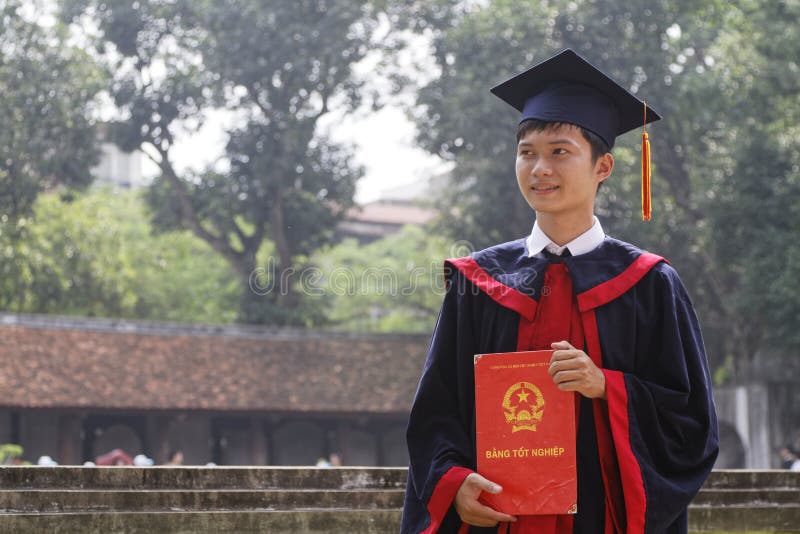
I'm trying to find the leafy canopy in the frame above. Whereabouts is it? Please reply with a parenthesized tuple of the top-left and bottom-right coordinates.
(0, 0, 105, 218)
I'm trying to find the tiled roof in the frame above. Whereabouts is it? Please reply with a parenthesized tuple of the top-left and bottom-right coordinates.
(0, 314, 430, 414)
(345, 201, 436, 226)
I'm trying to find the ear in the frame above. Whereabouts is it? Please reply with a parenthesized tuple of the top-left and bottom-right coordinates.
(594, 152, 614, 183)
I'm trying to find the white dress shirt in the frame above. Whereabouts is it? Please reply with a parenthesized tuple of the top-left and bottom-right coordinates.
(525, 216, 606, 257)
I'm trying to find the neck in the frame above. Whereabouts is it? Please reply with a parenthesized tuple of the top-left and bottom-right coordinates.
(536, 211, 595, 246)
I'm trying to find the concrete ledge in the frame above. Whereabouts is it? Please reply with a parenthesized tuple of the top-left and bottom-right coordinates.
(0, 489, 405, 513)
(689, 505, 800, 532)
(702, 470, 800, 489)
(0, 466, 408, 490)
(0, 510, 403, 534)
(692, 488, 800, 506)
(3, 467, 797, 491)
(0, 468, 797, 533)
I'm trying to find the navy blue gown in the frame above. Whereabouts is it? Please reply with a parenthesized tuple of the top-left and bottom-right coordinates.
(401, 237, 718, 534)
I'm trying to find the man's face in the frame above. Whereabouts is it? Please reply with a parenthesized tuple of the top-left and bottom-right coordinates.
(515, 124, 611, 218)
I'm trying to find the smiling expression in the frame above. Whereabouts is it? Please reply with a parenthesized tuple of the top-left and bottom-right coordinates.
(515, 124, 613, 219)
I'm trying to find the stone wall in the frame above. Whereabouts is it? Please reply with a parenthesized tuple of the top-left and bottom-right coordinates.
(0, 467, 796, 533)
(714, 382, 799, 469)
(0, 408, 409, 467)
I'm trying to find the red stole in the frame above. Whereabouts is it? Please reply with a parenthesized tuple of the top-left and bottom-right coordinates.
(511, 262, 583, 534)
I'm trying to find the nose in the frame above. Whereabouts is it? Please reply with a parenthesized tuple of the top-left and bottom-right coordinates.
(532, 157, 552, 177)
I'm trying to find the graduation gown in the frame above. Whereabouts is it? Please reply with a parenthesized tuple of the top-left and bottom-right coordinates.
(401, 237, 719, 534)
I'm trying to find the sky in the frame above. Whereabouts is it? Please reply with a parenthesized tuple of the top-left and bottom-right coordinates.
(161, 102, 451, 205)
(145, 26, 452, 205)
(34, 0, 451, 206)
(319, 105, 452, 203)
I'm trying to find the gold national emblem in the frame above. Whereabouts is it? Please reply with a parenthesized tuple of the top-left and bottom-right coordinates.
(502, 382, 545, 433)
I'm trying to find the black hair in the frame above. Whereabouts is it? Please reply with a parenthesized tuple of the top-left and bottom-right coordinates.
(515, 119, 610, 163)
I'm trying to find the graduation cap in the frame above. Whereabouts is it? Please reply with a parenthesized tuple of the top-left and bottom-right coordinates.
(490, 49, 661, 221)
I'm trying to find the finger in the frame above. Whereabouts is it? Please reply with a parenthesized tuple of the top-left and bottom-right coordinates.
(468, 502, 517, 524)
(467, 473, 502, 494)
(561, 374, 606, 398)
(553, 356, 591, 371)
(461, 508, 501, 528)
(552, 370, 583, 384)
(549, 356, 584, 377)
(550, 356, 582, 370)
(550, 349, 582, 362)
(556, 379, 582, 391)
(551, 340, 574, 350)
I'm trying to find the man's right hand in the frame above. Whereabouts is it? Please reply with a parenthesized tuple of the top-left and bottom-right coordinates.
(454, 473, 517, 527)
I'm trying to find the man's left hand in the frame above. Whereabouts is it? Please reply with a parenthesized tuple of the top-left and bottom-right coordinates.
(548, 341, 606, 399)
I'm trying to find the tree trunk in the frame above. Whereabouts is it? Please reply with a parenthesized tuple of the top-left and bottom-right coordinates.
(269, 188, 298, 311)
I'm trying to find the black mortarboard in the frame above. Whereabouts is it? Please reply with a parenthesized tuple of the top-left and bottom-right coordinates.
(490, 49, 661, 220)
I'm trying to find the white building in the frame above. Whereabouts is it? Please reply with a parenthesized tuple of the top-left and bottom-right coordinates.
(91, 141, 147, 189)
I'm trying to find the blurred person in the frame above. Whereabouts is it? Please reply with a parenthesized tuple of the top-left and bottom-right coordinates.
(780, 447, 798, 469)
(133, 454, 155, 466)
(166, 449, 184, 466)
(95, 448, 133, 466)
(0, 444, 25, 465)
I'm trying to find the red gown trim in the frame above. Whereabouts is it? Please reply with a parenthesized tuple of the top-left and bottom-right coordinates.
(576, 253, 665, 531)
(602, 369, 646, 534)
(446, 257, 537, 321)
(582, 309, 626, 533)
(422, 466, 473, 534)
(577, 253, 665, 311)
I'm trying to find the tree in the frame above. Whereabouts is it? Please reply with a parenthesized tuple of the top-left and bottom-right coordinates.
(0, 188, 240, 322)
(60, 0, 391, 325)
(309, 225, 454, 332)
(704, 0, 800, 379)
(400, 0, 800, 379)
(0, 0, 105, 311)
(0, 0, 104, 219)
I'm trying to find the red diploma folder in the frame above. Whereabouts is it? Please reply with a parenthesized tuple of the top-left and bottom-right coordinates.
(474, 350, 577, 515)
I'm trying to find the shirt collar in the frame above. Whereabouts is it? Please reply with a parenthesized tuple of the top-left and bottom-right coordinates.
(525, 216, 605, 257)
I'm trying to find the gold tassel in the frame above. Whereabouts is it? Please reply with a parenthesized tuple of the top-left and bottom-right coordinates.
(641, 102, 651, 221)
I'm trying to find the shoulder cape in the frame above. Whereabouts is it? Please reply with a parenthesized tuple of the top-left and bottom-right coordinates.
(401, 237, 718, 533)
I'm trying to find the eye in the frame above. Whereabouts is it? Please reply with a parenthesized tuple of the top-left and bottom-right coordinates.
(518, 149, 535, 156)
(553, 148, 568, 155)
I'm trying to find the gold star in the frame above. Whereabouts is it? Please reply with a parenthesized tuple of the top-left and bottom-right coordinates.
(517, 390, 530, 403)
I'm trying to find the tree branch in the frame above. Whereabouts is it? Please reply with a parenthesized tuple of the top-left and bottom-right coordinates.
(653, 128, 735, 329)
(230, 220, 249, 251)
(148, 141, 245, 272)
(313, 91, 330, 121)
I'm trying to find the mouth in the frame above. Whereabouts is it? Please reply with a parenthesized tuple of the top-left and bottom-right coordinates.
(531, 184, 560, 193)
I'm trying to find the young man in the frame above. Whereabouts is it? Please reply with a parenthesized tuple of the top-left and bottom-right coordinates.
(401, 49, 719, 533)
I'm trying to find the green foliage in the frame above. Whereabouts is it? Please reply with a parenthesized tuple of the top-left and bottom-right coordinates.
(0, 0, 105, 218)
(1, 0, 791, 374)
(706, 0, 800, 362)
(0, 188, 239, 323)
(402, 0, 800, 378)
(308, 226, 454, 332)
(59, 0, 390, 325)
(404, 0, 731, 244)
(0, 443, 24, 465)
